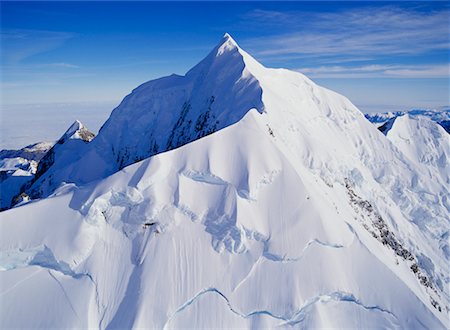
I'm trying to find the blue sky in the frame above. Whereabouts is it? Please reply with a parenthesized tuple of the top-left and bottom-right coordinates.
(1, 1, 449, 112)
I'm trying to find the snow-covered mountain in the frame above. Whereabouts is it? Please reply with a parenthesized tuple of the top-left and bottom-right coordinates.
(0, 141, 53, 161)
(0, 34, 448, 329)
(365, 107, 450, 133)
(384, 115, 449, 185)
(0, 120, 95, 209)
(27, 120, 95, 197)
(0, 141, 53, 209)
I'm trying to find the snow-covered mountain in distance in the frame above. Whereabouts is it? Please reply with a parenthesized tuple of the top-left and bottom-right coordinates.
(0, 141, 53, 209)
(365, 107, 450, 133)
(384, 115, 449, 185)
(0, 120, 96, 209)
(1, 34, 449, 329)
(0, 141, 53, 162)
(27, 120, 94, 197)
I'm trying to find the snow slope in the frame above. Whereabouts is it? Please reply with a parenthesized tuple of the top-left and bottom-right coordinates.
(386, 115, 449, 175)
(378, 115, 449, 244)
(1, 34, 448, 329)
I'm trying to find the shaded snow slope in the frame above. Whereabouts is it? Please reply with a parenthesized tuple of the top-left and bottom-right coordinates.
(1, 34, 449, 328)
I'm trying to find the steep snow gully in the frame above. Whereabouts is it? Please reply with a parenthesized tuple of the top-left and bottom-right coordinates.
(1, 34, 449, 329)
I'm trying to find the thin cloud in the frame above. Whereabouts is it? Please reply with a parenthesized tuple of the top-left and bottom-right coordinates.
(243, 7, 450, 60)
(1, 29, 77, 64)
(296, 64, 450, 78)
(384, 65, 450, 78)
(0, 80, 68, 89)
(45, 62, 80, 69)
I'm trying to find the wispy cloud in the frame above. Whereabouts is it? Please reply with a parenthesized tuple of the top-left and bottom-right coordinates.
(297, 64, 450, 78)
(1, 30, 82, 91)
(44, 62, 80, 69)
(1, 29, 76, 64)
(243, 6, 450, 60)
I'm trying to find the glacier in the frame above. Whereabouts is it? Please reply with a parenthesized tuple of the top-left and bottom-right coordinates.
(0, 34, 449, 329)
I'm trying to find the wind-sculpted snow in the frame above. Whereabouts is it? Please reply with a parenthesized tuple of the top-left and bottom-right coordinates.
(1, 34, 449, 328)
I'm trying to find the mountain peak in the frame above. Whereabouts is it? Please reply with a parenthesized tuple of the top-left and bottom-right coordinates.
(60, 120, 95, 143)
(65, 120, 83, 136)
(187, 33, 262, 79)
(221, 32, 237, 45)
(216, 32, 240, 56)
